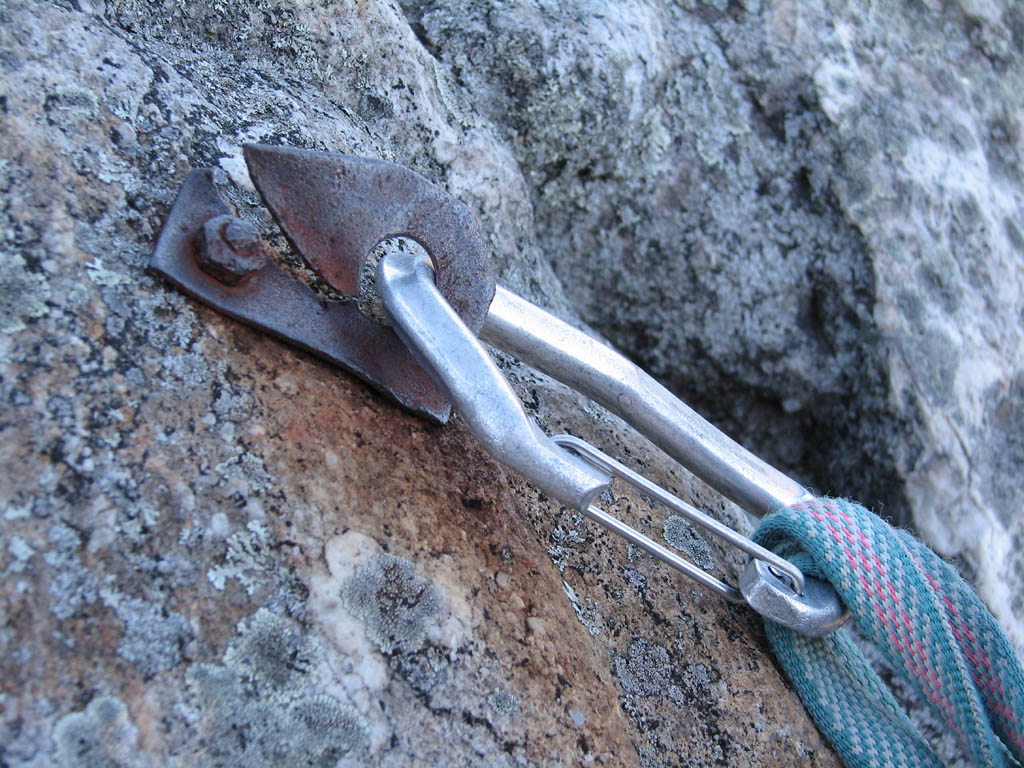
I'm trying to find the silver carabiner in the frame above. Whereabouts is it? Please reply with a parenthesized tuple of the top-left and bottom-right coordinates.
(377, 250, 848, 638)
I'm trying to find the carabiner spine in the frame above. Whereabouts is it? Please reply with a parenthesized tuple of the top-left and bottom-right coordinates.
(481, 286, 815, 518)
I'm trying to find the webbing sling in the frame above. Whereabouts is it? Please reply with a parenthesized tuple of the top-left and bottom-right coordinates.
(755, 498, 1024, 767)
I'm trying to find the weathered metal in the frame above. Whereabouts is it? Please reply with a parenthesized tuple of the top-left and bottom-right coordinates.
(150, 167, 463, 422)
(242, 144, 494, 333)
(195, 214, 267, 285)
(151, 150, 848, 635)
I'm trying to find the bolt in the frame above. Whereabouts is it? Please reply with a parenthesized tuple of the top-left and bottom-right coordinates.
(195, 214, 267, 285)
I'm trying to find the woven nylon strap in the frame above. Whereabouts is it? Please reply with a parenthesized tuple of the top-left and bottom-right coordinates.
(753, 497, 1024, 768)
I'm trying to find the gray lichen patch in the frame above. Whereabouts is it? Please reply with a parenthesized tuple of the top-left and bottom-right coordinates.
(43, 522, 99, 620)
(662, 515, 716, 572)
(223, 608, 315, 693)
(612, 637, 732, 764)
(0, 249, 51, 334)
(393, 643, 451, 696)
(613, 638, 680, 703)
(188, 609, 368, 767)
(212, 452, 273, 496)
(340, 553, 442, 655)
(102, 592, 192, 679)
(5, 535, 35, 573)
(290, 694, 370, 764)
(40, 84, 99, 134)
(207, 520, 276, 595)
(487, 687, 520, 717)
(52, 695, 146, 768)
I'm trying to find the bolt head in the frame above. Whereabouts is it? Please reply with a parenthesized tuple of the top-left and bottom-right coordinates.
(195, 214, 267, 285)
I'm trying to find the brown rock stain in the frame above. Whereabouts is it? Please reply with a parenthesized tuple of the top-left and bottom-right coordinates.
(242, 334, 638, 761)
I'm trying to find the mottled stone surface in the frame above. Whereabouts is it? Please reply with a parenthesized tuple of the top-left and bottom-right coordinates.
(405, 0, 1024, 652)
(0, 0, 1018, 766)
(0, 0, 841, 765)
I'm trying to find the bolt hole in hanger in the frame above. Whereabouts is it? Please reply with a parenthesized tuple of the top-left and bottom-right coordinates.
(358, 237, 432, 325)
(151, 145, 848, 637)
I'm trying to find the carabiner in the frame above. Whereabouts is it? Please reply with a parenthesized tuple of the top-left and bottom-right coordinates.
(377, 250, 849, 638)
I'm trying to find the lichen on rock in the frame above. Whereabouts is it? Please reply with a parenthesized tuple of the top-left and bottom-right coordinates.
(3, 0, 1020, 765)
(102, 591, 192, 679)
(662, 515, 716, 572)
(0, 250, 51, 335)
(341, 552, 444, 656)
(53, 696, 146, 768)
(188, 609, 369, 767)
(43, 522, 100, 621)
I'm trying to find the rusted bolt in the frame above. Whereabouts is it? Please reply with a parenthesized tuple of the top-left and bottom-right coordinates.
(194, 214, 267, 285)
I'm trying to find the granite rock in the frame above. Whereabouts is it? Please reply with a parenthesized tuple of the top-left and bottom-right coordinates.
(0, 0, 841, 765)
(406, 0, 1024, 653)
(0, 1, 1017, 767)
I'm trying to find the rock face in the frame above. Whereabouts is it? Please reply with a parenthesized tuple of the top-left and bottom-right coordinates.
(0, 2, 1018, 768)
(404, 0, 1024, 651)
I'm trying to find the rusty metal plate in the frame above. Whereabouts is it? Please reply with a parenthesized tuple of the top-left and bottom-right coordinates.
(150, 168, 457, 422)
(243, 144, 494, 333)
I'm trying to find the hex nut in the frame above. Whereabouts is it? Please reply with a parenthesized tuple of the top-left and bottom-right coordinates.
(195, 214, 267, 285)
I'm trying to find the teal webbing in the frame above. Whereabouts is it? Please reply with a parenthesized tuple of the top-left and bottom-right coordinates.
(753, 497, 1024, 768)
